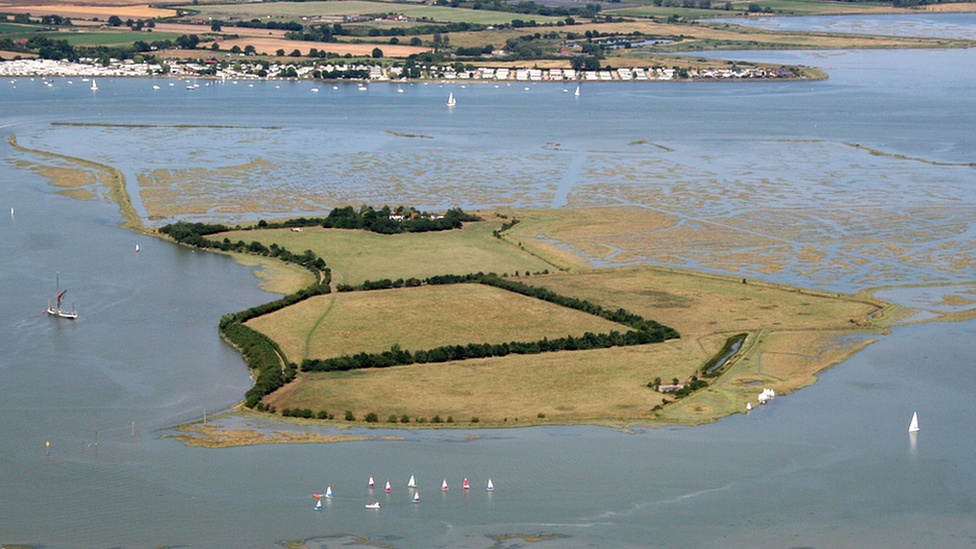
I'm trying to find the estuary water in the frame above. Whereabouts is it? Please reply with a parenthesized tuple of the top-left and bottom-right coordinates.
(2, 19, 975, 549)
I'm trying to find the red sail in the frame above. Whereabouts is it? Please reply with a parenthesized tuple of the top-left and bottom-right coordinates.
(57, 289, 67, 307)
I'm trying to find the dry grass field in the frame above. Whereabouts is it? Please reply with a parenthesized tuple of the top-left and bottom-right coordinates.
(216, 218, 553, 287)
(246, 283, 634, 361)
(265, 341, 702, 424)
(0, 3, 175, 19)
(258, 258, 886, 426)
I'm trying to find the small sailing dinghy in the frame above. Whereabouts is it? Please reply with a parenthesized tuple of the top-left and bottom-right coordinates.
(413, 491, 421, 503)
(365, 502, 381, 509)
(314, 498, 322, 510)
(91, 79, 98, 91)
(368, 476, 375, 488)
(441, 479, 449, 491)
(486, 478, 494, 491)
(462, 478, 470, 490)
(908, 412, 920, 432)
(407, 475, 417, 488)
(574, 85, 580, 96)
(384, 481, 392, 493)
(447, 92, 456, 107)
(326, 486, 333, 499)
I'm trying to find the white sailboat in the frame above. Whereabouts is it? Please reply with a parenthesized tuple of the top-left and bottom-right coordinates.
(441, 479, 449, 491)
(314, 498, 322, 510)
(412, 490, 420, 503)
(447, 92, 456, 107)
(135, 244, 140, 253)
(486, 478, 494, 491)
(90, 79, 98, 91)
(407, 475, 417, 488)
(325, 486, 333, 498)
(384, 480, 392, 493)
(46, 275, 77, 319)
(368, 476, 375, 488)
(908, 411, 920, 432)
(574, 85, 580, 96)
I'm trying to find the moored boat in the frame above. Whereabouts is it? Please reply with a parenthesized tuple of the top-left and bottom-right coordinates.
(365, 502, 381, 509)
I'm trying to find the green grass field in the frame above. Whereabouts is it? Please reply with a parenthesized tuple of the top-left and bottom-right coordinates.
(246, 282, 634, 361)
(44, 32, 184, 46)
(216, 219, 554, 286)
(185, 1, 562, 25)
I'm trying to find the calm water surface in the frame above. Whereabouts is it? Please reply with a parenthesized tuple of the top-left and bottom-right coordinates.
(1, 25, 975, 549)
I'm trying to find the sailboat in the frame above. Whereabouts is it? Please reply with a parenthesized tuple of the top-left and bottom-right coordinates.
(46, 275, 77, 319)
(135, 244, 140, 253)
(462, 478, 470, 490)
(407, 475, 417, 488)
(486, 478, 494, 491)
(91, 79, 98, 91)
(325, 486, 333, 498)
(908, 411, 920, 432)
(441, 479, 449, 491)
(412, 490, 420, 503)
(384, 481, 392, 493)
(314, 498, 322, 510)
(368, 476, 375, 488)
(574, 85, 580, 96)
(447, 92, 456, 107)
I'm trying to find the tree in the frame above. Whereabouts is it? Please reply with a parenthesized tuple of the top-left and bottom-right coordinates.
(107, 15, 123, 26)
(276, 48, 285, 56)
(289, 49, 301, 57)
(244, 44, 256, 54)
(410, 36, 422, 46)
(344, 410, 355, 421)
(371, 47, 383, 58)
(211, 21, 222, 31)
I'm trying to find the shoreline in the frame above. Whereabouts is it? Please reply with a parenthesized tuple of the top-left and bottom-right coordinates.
(0, 57, 823, 82)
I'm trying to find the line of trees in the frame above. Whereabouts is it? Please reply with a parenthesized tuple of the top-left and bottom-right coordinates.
(158, 221, 336, 407)
(302, 327, 675, 373)
(233, 205, 479, 235)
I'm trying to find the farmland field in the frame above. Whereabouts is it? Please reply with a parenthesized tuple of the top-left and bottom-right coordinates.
(246, 282, 635, 361)
(183, 1, 564, 25)
(216, 219, 553, 286)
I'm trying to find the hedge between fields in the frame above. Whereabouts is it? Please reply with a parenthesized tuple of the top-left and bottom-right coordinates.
(303, 273, 680, 373)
